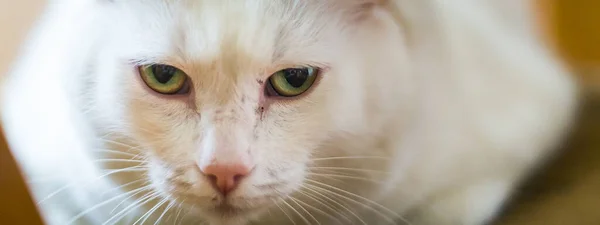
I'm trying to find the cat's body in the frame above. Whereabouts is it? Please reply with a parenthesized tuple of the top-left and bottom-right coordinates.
(1, 0, 577, 225)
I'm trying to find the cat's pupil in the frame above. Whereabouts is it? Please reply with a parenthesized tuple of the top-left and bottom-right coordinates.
(152, 65, 176, 84)
(284, 68, 308, 88)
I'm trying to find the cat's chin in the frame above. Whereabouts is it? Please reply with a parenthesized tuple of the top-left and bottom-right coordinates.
(171, 193, 272, 225)
(197, 205, 266, 225)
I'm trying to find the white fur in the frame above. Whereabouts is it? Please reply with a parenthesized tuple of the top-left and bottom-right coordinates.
(1, 0, 577, 225)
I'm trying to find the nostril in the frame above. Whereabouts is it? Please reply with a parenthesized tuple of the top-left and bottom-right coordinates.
(207, 174, 218, 184)
(233, 174, 244, 183)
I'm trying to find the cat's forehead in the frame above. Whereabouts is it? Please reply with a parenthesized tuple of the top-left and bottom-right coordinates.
(115, 0, 340, 67)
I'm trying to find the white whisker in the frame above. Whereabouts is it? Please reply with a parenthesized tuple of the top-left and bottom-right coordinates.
(309, 167, 389, 174)
(311, 156, 390, 161)
(300, 185, 366, 225)
(92, 149, 140, 158)
(103, 191, 159, 225)
(307, 169, 361, 178)
(179, 204, 197, 225)
(290, 196, 329, 225)
(101, 166, 148, 173)
(66, 185, 149, 224)
(99, 139, 138, 149)
(38, 165, 146, 205)
(94, 158, 147, 164)
(109, 185, 152, 215)
(134, 197, 169, 225)
(154, 199, 176, 225)
(275, 200, 297, 225)
(305, 181, 396, 224)
(307, 172, 384, 184)
(100, 178, 148, 197)
(281, 198, 312, 225)
(296, 189, 351, 224)
(173, 201, 185, 225)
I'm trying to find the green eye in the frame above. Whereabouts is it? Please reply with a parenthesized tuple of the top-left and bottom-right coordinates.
(139, 64, 190, 95)
(267, 67, 319, 97)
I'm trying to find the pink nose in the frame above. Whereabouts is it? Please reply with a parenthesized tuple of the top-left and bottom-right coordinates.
(200, 163, 252, 195)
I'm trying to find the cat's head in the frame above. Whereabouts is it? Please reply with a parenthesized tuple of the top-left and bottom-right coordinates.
(90, 0, 410, 223)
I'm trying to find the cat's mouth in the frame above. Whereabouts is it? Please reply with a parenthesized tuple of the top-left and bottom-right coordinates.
(200, 201, 268, 223)
(208, 203, 246, 216)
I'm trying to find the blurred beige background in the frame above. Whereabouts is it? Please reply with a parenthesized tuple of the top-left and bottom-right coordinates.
(0, 1, 44, 76)
(0, 2, 45, 225)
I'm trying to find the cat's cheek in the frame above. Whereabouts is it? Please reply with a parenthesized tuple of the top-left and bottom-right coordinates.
(146, 160, 215, 200)
(146, 162, 172, 195)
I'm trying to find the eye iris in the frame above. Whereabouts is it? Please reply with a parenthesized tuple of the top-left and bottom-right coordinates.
(152, 65, 176, 84)
(266, 67, 318, 97)
(283, 68, 308, 88)
(139, 64, 189, 95)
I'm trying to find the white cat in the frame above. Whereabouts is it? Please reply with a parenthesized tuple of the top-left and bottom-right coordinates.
(1, 0, 578, 225)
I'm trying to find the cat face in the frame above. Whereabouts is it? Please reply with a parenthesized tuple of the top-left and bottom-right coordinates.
(91, 0, 408, 223)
